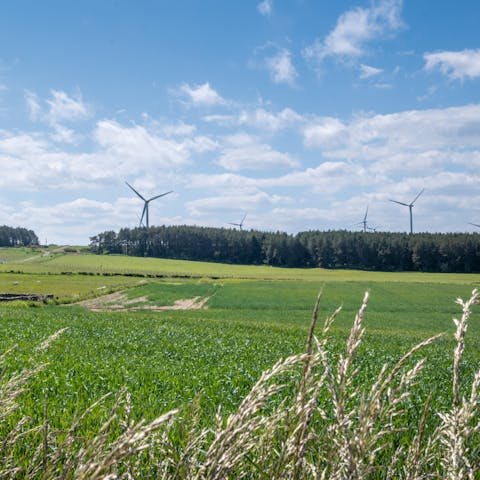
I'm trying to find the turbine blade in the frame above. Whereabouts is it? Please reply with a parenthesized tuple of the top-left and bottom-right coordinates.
(389, 199, 409, 207)
(411, 188, 424, 205)
(148, 190, 174, 202)
(364, 206, 369, 222)
(469, 222, 480, 228)
(125, 181, 146, 201)
(240, 212, 247, 225)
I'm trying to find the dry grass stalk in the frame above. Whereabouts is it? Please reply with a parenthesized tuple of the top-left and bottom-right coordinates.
(435, 289, 480, 480)
(196, 353, 309, 480)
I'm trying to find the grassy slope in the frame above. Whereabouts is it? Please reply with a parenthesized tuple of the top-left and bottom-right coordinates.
(1, 249, 480, 284)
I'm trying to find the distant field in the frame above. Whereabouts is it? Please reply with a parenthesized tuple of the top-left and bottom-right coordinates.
(0, 272, 146, 302)
(0, 247, 479, 474)
(0, 246, 43, 263)
(1, 248, 480, 284)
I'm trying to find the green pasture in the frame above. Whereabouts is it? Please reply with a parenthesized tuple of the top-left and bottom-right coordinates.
(0, 272, 147, 303)
(0, 246, 43, 263)
(0, 247, 479, 461)
(1, 248, 480, 284)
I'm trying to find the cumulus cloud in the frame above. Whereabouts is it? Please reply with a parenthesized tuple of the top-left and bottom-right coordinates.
(216, 133, 299, 171)
(265, 49, 298, 86)
(177, 82, 226, 106)
(250, 43, 298, 87)
(188, 160, 374, 195)
(257, 0, 273, 16)
(303, 117, 348, 148)
(302, 104, 480, 179)
(94, 120, 191, 168)
(0, 119, 208, 191)
(424, 49, 480, 81)
(304, 0, 403, 66)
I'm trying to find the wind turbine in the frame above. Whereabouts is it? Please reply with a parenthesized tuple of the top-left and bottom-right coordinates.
(229, 213, 247, 231)
(389, 189, 424, 234)
(125, 181, 173, 228)
(356, 206, 369, 232)
(354, 206, 379, 233)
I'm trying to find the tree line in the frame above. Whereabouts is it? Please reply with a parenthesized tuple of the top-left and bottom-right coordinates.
(89, 226, 480, 273)
(0, 226, 39, 247)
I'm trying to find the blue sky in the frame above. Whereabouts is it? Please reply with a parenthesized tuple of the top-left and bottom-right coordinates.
(1, 0, 480, 244)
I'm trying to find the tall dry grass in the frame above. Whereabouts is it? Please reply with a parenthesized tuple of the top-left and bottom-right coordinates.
(0, 290, 478, 478)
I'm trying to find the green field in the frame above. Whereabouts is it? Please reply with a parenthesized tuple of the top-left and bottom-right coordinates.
(2, 248, 480, 284)
(0, 248, 479, 477)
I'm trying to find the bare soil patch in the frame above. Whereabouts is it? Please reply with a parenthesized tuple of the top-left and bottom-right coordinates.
(74, 291, 210, 311)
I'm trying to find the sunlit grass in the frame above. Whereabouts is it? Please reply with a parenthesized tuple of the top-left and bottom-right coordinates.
(2, 250, 480, 284)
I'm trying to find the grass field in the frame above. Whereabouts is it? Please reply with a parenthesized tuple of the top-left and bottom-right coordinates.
(2, 248, 480, 284)
(0, 247, 479, 477)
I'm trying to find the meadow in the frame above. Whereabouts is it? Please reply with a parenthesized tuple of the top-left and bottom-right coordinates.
(0, 247, 479, 477)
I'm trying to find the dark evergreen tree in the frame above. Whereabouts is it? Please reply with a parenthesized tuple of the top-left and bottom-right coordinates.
(0, 226, 39, 247)
(89, 226, 480, 273)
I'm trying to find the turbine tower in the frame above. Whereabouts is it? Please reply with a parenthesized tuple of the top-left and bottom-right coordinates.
(389, 189, 424, 234)
(125, 181, 173, 228)
(229, 213, 247, 231)
(357, 206, 369, 232)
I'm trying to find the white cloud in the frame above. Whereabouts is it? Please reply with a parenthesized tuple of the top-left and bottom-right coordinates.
(0, 119, 204, 191)
(188, 160, 375, 196)
(250, 43, 298, 87)
(94, 120, 190, 168)
(178, 82, 226, 106)
(257, 0, 273, 16)
(50, 124, 79, 144)
(359, 63, 383, 78)
(303, 117, 348, 148)
(188, 172, 256, 190)
(261, 162, 374, 194)
(24, 89, 91, 139)
(186, 190, 290, 217)
(46, 90, 90, 123)
(424, 49, 480, 81)
(181, 135, 218, 154)
(304, 0, 403, 66)
(265, 49, 298, 86)
(373, 82, 392, 89)
(25, 90, 41, 121)
(417, 85, 438, 102)
(6, 196, 155, 245)
(204, 107, 303, 132)
(163, 122, 197, 137)
(216, 133, 299, 171)
(0, 131, 47, 157)
(303, 104, 480, 170)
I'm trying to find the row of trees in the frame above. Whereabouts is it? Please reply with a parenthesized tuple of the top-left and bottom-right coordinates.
(0, 226, 39, 247)
(90, 226, 480, 273)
